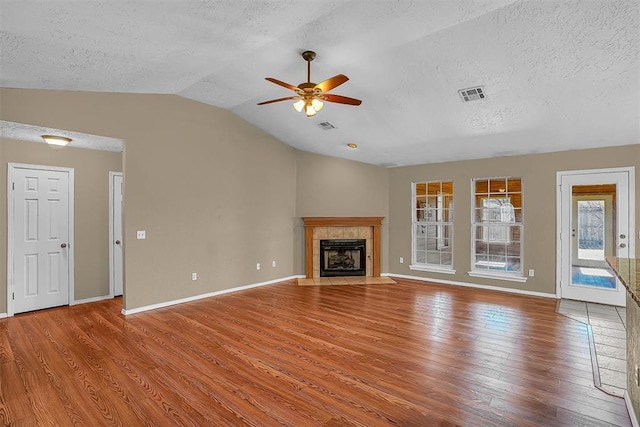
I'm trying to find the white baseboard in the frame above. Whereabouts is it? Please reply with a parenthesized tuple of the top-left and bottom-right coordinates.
(70, 294, 113, 306)
(626, 391, 639, 427)
(0, 312, 7, 319)
(389, 273, 557, 299)
(122, 275, 301, 315)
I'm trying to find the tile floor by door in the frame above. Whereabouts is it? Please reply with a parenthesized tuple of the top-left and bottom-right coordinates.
(558, 299, 627, 396)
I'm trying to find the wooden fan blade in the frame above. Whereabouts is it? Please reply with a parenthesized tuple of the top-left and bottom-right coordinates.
(315, 74, 349, 93)
(257, 96, 299, 106)
(321, 94, 362, 106)
(265, 77, 299, 92)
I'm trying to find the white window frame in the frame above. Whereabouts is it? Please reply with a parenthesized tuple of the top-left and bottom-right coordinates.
(410, 180, 455, 274)
(469, 177, 525, 282)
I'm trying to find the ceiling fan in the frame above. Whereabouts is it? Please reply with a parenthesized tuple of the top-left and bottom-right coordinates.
(257, 50, 362, 117)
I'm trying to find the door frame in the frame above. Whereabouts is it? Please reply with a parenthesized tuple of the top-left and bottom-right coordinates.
(109, 171, 123, 297)
(556, 166, 635, 303)
(7, 163, 75, 317)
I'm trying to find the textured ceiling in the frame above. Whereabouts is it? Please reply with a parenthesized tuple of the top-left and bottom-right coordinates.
(1, 0, 638, 165)
(0, 121, 123, 152)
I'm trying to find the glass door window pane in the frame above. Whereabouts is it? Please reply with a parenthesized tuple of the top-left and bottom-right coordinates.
(577, 200, 605, 260)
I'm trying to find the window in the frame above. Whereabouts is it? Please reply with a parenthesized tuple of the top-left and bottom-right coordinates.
(471, 177, 523, 278)
(411, 181, 454, 272)
(577, 200, 605, 260)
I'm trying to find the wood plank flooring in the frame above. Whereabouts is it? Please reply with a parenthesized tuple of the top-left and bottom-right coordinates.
(0, 277, 632, 426)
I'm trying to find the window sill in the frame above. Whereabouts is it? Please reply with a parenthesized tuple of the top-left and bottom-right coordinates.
(409, 264, 456, 275)
(467, 271, 527, 283)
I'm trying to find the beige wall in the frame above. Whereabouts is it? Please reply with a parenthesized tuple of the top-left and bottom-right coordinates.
(1, 89, 297, 311)
(388, 144, 640, 294)
(0, 138, 122, 310)
(2, 88, 638, 314)
(294, 151, 390, 274)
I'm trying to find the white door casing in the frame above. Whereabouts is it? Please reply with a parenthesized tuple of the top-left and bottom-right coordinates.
(557, 167, 635, 306)
(109, 172, 123, 297)
(8, 163, 74, 315)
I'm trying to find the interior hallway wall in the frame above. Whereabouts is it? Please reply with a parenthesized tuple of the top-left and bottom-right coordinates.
(0, 138, 122, 310)
(1, 89, 297, 311)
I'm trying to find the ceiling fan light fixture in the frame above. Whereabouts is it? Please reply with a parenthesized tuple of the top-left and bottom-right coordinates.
(293, 99, 305, 112)
(41, 134, 72, 148)
(311, 98, 323, 111)
(258, 50, 361, 117)
(304, 102, 317, 117)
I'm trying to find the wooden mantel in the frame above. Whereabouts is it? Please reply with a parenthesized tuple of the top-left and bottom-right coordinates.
(302, 217, 384, 279)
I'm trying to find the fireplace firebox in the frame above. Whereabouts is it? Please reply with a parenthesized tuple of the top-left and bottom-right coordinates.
(320, 239, 366, 277)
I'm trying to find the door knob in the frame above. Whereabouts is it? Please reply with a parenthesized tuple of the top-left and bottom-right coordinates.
(620, 243, 627, 248)
(60, 243, 67, 248)
(115, 240, 121, 245)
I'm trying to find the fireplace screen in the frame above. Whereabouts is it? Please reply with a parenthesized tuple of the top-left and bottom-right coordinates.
(320, 239, 366, 277)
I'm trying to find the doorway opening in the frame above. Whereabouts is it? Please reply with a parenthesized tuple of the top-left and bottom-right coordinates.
(556, 167, 635, 306)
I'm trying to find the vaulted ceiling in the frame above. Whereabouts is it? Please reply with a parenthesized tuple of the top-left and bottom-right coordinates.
(1, 1, 638, 166)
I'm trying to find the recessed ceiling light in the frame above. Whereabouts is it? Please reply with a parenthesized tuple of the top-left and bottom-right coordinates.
(347, 143, 358, 149)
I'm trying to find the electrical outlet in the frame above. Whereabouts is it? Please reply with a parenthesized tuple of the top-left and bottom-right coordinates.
(256, 263, 261, 270)
(272, 260, 276, 268)
(192, 273, 197, 281)
(528, 269, 535, 277)
(400, 257, 404, 264)
(136, 230, 146, 239)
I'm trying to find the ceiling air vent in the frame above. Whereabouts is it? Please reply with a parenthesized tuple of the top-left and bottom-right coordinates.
(458, 86, 486, 103)
(378, 162, 402, 168)
(317, 121, 335, 130)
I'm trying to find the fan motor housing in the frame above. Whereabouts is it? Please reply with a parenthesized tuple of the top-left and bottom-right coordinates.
(297, 82, 316, 91)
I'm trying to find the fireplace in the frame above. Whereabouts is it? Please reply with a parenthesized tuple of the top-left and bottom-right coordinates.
(302, 217, 383, 279)
(320, 239, 366, 277)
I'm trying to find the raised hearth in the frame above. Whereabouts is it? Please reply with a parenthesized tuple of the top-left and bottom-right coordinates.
(302, 217, 383, 279)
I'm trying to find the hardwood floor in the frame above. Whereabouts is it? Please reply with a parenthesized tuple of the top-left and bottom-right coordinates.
(0, 277, 632, 426)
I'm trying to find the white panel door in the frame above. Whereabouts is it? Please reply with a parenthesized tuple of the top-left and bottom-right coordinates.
(11, 166, 72, 313)
(558, 168, 634, 306)
(110, 172, 123, 296)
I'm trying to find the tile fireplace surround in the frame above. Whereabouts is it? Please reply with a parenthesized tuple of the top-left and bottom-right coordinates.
(302, 217, 384, 279)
